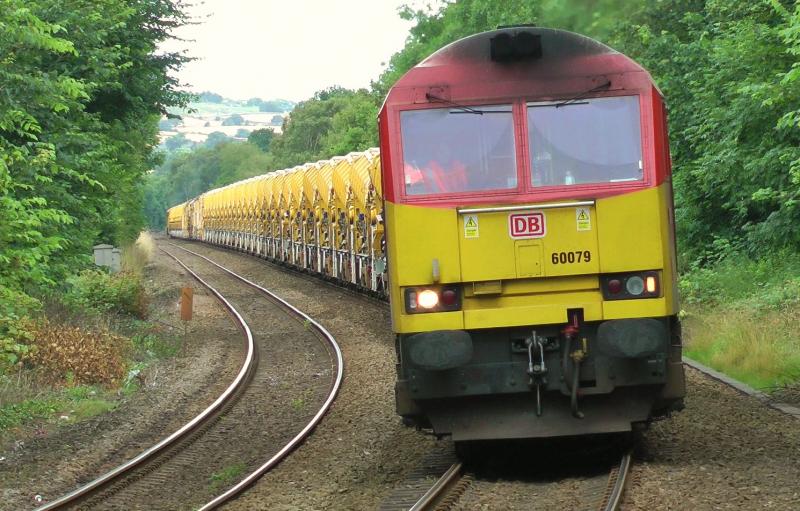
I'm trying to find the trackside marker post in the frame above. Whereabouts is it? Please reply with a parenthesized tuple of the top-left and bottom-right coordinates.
(181, 286, 193, 336)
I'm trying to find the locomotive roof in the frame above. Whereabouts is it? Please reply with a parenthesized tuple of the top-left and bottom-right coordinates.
(382, 26, 656, 107)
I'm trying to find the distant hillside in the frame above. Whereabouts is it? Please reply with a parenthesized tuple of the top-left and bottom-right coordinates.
(160, 93, 295, 150)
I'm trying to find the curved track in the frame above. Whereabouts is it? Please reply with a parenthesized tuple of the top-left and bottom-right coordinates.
(36, 247, 343, 510)
(170, 244, 345, 510)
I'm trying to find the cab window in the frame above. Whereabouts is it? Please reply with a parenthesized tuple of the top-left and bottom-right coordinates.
(528, 96, 643, 187)
(400, 105, 517, 196)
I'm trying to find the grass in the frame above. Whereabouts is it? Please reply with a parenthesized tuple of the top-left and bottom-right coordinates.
(132, 332, 179, 359)
(684, 310, 800, 389)
(681, 253, 800, 390)
(208, 462, 246, 491)
(0, 382, 116, 433)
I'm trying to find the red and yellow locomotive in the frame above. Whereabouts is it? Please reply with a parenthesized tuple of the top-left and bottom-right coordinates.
(379, 27, 685, 440)
(168, 26, 685, 442)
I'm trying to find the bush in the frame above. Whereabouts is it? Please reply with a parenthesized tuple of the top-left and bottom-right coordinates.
(0, 288, 39, 373)
(27, 321, 129, 386)
(679, 252, 800, 307)
(63, 270, 147, 318)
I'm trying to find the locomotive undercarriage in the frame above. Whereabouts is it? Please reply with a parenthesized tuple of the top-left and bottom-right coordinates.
(395, 316, 685, 441)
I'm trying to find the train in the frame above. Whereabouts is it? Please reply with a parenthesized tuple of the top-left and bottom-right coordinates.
(168, 26, 686, 442)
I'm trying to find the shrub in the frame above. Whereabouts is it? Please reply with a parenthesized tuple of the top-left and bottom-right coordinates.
(27, 321, 129, 387)
(0, 288, 39, 373)
(679, 252, 800, 307)
(63, 270, 147, 318)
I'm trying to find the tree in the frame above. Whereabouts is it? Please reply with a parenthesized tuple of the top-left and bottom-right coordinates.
(222, 114, 245, 126)
(271, 114, 284, 126)
(258, 99, 295, 112)
(199, 91, 224, 103)
(159, 117, 181, 131)
(1, 0, 190, 349)
(608, 0, 800, 263)
(205, 131, 230, 148)
(165, 133, 192, 151)
(248, 128, 275, 152)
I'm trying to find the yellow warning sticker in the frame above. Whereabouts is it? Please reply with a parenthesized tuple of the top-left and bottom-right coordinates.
(464, 214, 479, 238)
(576, 207, 591, 231)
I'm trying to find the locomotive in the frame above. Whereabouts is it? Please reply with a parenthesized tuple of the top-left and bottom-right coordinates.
(168, 26, 685, 442)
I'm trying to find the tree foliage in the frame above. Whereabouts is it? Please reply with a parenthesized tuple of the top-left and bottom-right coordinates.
(608, 0, 800, 264)
(248, 128, 275, 152)
(1, 0, 190, 347)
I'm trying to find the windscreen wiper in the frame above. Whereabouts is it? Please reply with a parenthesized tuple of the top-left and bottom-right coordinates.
(425, 93, 511, 114)
(553, 80, 612, 108)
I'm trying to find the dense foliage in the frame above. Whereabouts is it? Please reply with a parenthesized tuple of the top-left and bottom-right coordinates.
(0, 0, 190, 354)
(613, 1, 800, 264)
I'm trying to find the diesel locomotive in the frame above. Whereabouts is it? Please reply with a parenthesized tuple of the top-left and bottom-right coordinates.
(167, 26, 685, 442)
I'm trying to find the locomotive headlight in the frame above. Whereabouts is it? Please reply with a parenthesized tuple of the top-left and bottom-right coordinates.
(417, 290, 439, 309)
(625, 276, 645, 296)
(404, 286, 462, 314)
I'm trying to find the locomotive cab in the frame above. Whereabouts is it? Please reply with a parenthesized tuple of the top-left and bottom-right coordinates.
(379, 27, 686, 440)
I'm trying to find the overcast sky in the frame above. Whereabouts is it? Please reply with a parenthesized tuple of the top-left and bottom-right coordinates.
(160, 0, 421, 102)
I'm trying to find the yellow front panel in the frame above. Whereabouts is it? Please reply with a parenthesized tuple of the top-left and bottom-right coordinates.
(464, 293, 604, 329)
(596, 187, 664, 273)
(385, 202, 461, 286)
(458, 205, 600, 282)
(387, 183, 678, 334)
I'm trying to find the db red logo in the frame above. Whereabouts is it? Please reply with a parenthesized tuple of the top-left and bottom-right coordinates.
(509, 212, 546, 239)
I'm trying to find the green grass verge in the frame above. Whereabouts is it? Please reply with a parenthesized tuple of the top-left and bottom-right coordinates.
(0, 385, 116, 431)
(681, 253, 800, 390)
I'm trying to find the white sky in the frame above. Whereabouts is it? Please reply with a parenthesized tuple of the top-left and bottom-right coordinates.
(160, 0, 421, 102)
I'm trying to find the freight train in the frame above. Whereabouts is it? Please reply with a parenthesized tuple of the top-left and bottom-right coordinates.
(168, 27, 685, 442)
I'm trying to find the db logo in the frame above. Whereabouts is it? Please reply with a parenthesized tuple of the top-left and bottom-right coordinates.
(509, 212, 546, 239)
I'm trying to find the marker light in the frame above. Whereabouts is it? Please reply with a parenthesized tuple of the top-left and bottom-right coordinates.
(407, 292, 417, 310)
(417, 290, 440, 309)
(625, 276, 645, 296)
(441, 289, 457, 306)
(602, 272, 660, 300)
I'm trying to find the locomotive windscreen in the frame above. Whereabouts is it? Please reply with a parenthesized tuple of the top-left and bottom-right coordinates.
(400, 105, 517, 195)
(528, 95, 643, 186)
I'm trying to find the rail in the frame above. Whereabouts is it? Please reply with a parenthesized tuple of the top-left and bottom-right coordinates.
(36, 248, 256, 510)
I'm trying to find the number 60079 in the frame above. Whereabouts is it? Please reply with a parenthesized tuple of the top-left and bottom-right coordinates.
(551, 251, 591, 264)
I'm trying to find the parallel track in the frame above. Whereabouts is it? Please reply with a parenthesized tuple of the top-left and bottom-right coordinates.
(36, 246, 343, 510)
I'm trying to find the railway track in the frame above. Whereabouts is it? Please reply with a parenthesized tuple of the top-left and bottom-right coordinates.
(381, 445, 631, 511)
(35, 246, 343, 510)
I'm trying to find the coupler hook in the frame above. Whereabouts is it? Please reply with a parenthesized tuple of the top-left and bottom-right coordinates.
(526, 331, 548, 416)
